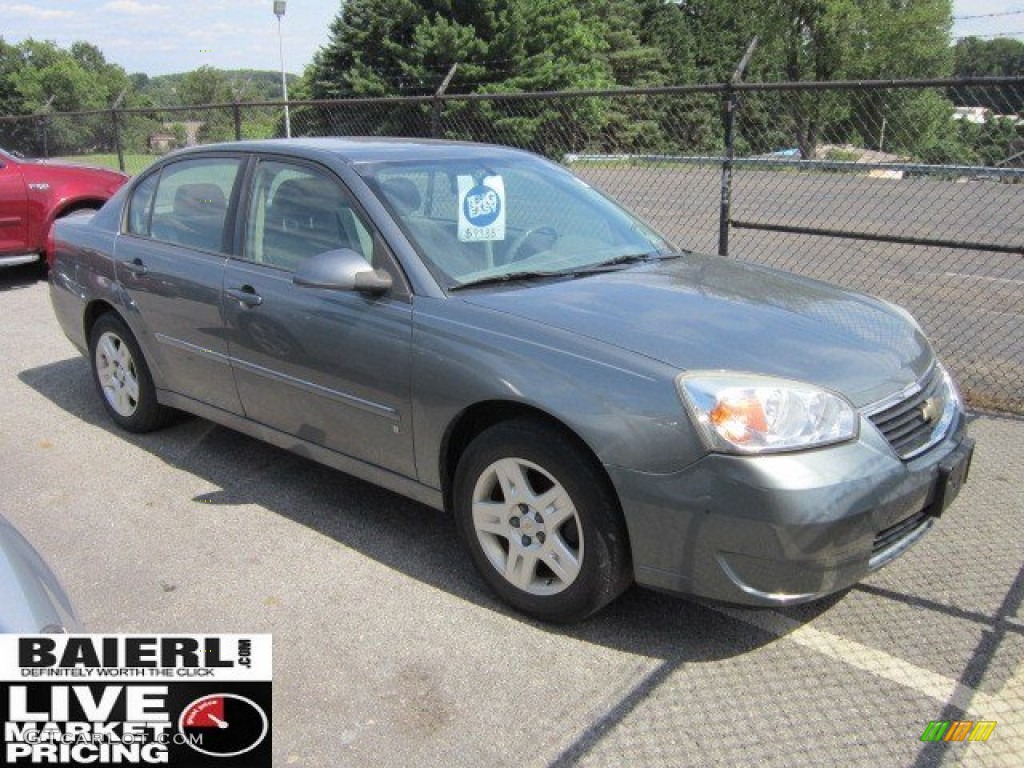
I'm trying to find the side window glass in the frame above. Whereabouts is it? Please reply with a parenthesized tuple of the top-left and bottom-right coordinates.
(244, 160, 375, 273)
(149, 158, 240, 253)
(126, 172, 159, 235)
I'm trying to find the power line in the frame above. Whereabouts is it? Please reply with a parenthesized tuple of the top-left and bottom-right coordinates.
(954, 10, 1024, 21)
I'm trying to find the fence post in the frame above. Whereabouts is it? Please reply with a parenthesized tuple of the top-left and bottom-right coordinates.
(233, 99, 243, 142)
(112, 109, 125, 172)
(718, 37, 758, 258)
(112, 88, 128, 172)
(432, 63, 458, 139)
(38, 114, 49, 159)
(718, 84, 735, 257)
(36, 95, 55, 158)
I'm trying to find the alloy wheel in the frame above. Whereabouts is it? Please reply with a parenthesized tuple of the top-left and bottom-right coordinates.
(94, 331, 140, 418)
(471, 457, 584, 596)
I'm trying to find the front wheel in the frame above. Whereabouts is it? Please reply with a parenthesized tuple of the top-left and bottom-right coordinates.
(88, 313, 173, 433)
(453, 420, 631, 622)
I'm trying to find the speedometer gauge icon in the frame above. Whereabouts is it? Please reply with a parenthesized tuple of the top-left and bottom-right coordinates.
(178, 693, 269, 758)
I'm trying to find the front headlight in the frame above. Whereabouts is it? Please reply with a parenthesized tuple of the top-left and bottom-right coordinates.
(678, 373, 858, 454)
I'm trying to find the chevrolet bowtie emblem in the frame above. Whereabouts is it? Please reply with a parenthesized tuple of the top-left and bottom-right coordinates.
(920, 397, 941, 424)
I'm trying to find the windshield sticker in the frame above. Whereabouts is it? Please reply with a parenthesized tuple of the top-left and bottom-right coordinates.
(457, 175, 506, 242)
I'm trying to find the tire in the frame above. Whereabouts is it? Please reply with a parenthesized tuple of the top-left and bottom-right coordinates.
(453, 419, 632, 622)
(88, 313, 173, 433)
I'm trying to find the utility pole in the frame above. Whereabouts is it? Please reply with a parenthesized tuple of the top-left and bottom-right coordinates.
(273, 1, 291, 138)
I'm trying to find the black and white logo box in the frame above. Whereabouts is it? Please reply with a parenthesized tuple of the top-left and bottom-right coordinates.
(0, 634, 272, 767)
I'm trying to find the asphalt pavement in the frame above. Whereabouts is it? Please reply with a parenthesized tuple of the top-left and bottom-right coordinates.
(2, 267, 1022, 767)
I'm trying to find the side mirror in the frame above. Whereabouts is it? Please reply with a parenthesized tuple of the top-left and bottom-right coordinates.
(293, 248, 392, 294)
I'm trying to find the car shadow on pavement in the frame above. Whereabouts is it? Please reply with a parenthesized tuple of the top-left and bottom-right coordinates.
(19, 356, 839, 662)
(0, 263, 46, 291)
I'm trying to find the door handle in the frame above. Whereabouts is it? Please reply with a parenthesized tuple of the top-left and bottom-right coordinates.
(226, 285, 263, 307)
(122, 258, 148, 276)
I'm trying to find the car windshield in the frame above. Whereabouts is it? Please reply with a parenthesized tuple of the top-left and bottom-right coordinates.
(359, 155, 673, 289)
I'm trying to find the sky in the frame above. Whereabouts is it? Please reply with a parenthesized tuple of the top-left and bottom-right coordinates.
(2, 1, 1023, 79)
(4, 1, 340, 77)
(952, 0, 1024, 40)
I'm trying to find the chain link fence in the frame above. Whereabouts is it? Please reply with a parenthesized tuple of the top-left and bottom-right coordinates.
(2, 77, 1021, 412)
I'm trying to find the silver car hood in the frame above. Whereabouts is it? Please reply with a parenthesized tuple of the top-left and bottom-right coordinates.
(0, 513, 82, 633)
(461, 253, 934, 407)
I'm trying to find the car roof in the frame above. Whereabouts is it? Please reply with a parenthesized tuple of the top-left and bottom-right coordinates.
(170, 137, 535, 166)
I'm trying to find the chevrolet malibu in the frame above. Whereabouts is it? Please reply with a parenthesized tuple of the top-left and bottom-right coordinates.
(49, 138, 973, 622)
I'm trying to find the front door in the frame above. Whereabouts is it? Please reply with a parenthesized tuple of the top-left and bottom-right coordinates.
(222, 158, 415, 477)
(0, 156, 28, 254)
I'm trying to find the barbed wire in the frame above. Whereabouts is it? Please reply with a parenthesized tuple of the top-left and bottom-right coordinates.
(953, 29, 1024, 40)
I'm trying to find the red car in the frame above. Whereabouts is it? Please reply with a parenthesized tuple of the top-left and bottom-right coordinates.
(0, 148, 127, 269)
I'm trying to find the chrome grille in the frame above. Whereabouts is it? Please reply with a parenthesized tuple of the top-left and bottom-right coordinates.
(866, 366, 948, 460)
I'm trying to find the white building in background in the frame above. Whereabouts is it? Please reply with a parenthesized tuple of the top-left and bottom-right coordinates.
(953, 106, 1022, 125)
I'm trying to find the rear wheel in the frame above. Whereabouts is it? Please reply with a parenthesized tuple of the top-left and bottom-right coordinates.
(88, 313, 173, 433)
(453, 419, 631, 622)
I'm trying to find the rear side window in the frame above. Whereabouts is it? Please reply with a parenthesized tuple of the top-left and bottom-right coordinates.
(128, 158, 241, 254)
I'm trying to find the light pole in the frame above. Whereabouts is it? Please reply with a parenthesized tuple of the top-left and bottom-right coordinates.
(273, 1, 291, 138)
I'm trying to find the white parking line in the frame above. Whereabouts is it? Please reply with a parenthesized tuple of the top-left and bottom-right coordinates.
(710, 604, 998, 713)
(939, 272, 1024, 286)
(713, 604, 1024, 759)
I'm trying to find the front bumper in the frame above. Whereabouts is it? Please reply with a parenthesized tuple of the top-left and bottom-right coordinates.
(609, 413, 971, 606)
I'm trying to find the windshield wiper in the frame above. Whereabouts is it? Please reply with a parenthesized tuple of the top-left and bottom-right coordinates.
(449, 270, 570, 292)
(449, 251, 685, 291)
(572, 250, 681, 275)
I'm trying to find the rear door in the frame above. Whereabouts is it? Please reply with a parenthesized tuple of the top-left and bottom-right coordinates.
(0, 155, 28, 254)
(114, 155, 245, 413)
(221, 157, 416, 476)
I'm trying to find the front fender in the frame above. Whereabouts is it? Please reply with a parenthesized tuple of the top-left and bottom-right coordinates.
(411, 297, 707, 489)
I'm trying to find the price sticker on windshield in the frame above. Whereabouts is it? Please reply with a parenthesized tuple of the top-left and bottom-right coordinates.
(457, 175, 506, 242)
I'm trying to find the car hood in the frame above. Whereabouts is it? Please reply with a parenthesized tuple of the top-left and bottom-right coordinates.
(22, 160, 128, 187)
(0, 513, 82, 633)
(460, 254, 934, 407)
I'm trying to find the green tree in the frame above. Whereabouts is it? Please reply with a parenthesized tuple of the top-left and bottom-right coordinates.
(950, 116, 1022, 167)
(953, 36, 1024, 78)
(305, 0, 614, 153)
(742, 0, 954, 157)
(174, 66, 236, 143)
(0, 38, 137, 155)
(177, 65, 234, 106)
(952, 36, 1024, 114)
(308, 0, 611, 97)
(849, 1, 954, 159)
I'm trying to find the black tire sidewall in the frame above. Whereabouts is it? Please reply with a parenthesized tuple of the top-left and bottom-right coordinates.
(453, 420, 630, 622)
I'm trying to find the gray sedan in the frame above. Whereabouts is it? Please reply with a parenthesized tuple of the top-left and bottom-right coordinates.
(49, 138, 973, 622)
